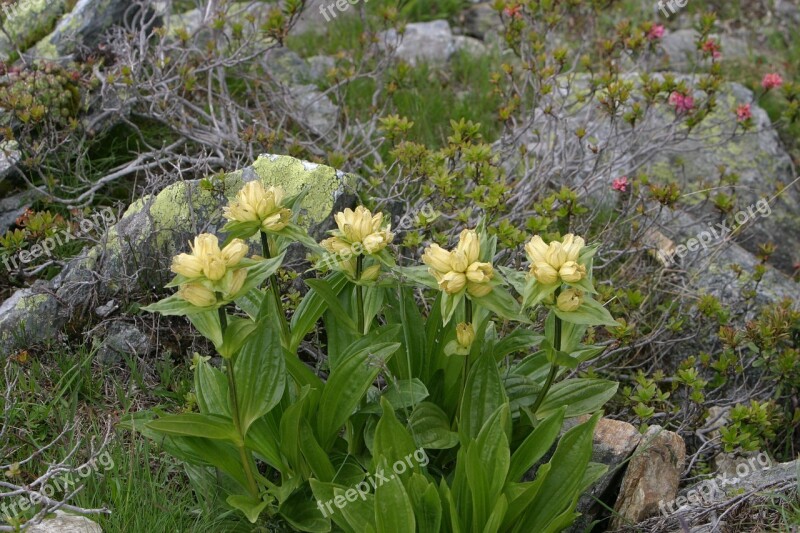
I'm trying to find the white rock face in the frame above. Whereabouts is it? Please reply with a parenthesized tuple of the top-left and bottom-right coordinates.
(379, 20, 486, 66)
(26, 511, 103, 533)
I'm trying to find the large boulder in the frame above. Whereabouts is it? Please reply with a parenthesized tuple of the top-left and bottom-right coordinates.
(0, 0, 69, 60)
(31, 0, 131, 59)
(379, 20, 486, 66)
(0, 154, 355, 355)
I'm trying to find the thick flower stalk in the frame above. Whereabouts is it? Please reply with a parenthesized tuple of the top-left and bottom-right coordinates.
(171, 233, 249, 307)
(422, 229, 494, 297)
(525, 233, 587, 285)
(223, 181, 292, 234)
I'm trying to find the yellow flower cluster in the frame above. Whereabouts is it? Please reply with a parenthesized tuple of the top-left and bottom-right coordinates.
(321, 206, 394, 257)
(525, 234, 586, 285)
(422, 229, 494, 297)
(223, 181, 291, 232)
(556, 288, 584, 312)
(171, 234, 249, 307)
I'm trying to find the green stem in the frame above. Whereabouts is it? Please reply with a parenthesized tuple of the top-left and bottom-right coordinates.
(220, 307, 259, 499)
(530, 300, 562, 417)
(356, 255, 365, 334)
(261, 231, 290, 347)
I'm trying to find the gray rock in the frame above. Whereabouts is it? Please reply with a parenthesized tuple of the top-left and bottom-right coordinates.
(379, 20, 486, 66)
(612, 425, 686, 528)
(0, 0, 69, 60)
(0, 154, 355, 355)
(0, 191, 31, 232)
(287, 84, 338, 136)
(25, 510, 102, 532)
(32, 0, 132, 58)
(461, 3, 503, 40)
(95, 321, 150, 363)
(307, 55, 336, 82)
(0, 140, 21, 182)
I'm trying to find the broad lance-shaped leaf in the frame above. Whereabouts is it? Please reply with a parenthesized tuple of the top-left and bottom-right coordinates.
(374, 457, 416, 533)
(233, 311, 286, 436)
(507, 407, 565, 482)
(146, 413, 241, 444)
(317, 341, 400, 450)
(536, 378, 618, 419)
(290, 272, 349, 351)
(459, 352, 507, 442)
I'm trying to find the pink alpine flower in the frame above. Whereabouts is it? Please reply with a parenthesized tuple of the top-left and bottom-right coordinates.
(701, 39, 722, 60)
(612, 176, 629, 192)
(669, 91, 695, 113)
(503, 4, 522, 18)
(736, 103, 752, 122)
(647, 24, 665, 40)
(761, 73, 783, 90)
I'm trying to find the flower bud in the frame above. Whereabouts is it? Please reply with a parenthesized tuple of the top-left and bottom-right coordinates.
(466, 262, 494, 283)
(559, 261, 586, 283)
(457, 229, 480, 265)
(223, 268, 247, 298)
(456, 322, 475, 349)
(203, 255, 227, 281)
(438, 271, 467, 294)
(361, 264, 381, 281)
(525, 235, 548, 264)
(321, 236, 353, 255)
(221, 239, 248, 266)
(531, 262, 559, 285)
(192, 233, 221, 257)
(422, 244, 452, 273)
(561, 234, 585, 262)
(179, 283, 217, 307)
(450, 250, 469, 273)
(545, 242, 567, 269)
(171, 253, 204, 278)
(467, 281, 493, 297)
(556, 289, 583, 312)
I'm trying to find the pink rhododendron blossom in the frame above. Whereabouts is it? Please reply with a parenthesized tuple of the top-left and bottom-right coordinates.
(736, 103, 752, 122)
(669, 92, 695, 113)
(647, 25, 665, 40)
(762, 73, 783, 90)
(701, 39, 722, 59)
(612, 176, 629, 192)
(503, 5, 522, 18)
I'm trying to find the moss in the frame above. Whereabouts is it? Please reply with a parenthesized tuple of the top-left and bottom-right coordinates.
(0, 0, 67, 58)
(245, 154, 353, 225)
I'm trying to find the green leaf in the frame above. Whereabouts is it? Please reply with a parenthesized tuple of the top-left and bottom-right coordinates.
(237, 254, 286, 295)
(407, 474, 442, 533)
(492, 330, 544, 362)
(227, 494, 268, 523)
(279, 487, 331, 532)
(147, 413, 240, 444)
(553, 296, 619, 327)
(384, 287, 427, 381)
(219, 314, 258, 358)
(234, 288, 263, 320)
(521, 278, 558, 310)
(317, 341, 400, 450)
(245, 414, 283, 470)
(234, 313, 286, 435)
(497, 266, 527, 296)
(374, 458, 416, 533)
(194, 360, 229, 416)
(440, 291, 464, 326)
(408, 402, 459, 449)
(459, 355, 507, 441)
(361, 379, 429, 414)
(483, 495, 508, 533)
(187, 310, 223, 348)
(372, 397, 419, 474)
(471, 287, 529, 323)
(507, 407, 565, 482)
(537, 378, 618, 419)
(141, 293, 209, 316)
(519, 413, 601, 528)
(500, 465, 550, 531)
(290, 272, 349, 352)
(396, 265, 439, 290)
(300, 419, 336, 482)
(305, 277, 360, 333)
